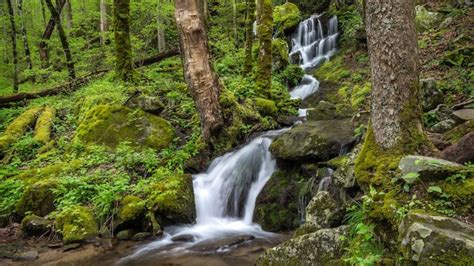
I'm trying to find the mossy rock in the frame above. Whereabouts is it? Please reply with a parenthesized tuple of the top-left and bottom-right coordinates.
(118, 195, 145, 223)
(21, 214, 52, 236)
(74, 105, 175, 150)
(0, 107, 43, 153)
(273, 2, 301, 34)
(254, 98, 278, 116)
(271, 38, 289, 72)
(56, 206, 98, 243)
(443, 120, 474, 143)
(415, 5, 441, 32)
(34, 106, 55, 144)
(441, 178, 474, 215)
(147, 173, 195, 224)
(313, 56, 350, 82)
(16, 179, 58, 217)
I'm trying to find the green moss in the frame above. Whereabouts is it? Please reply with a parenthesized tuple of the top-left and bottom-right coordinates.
(34, 106, 55, 144)
(219, 88, 238, 108)
(350, 83, 371, 109)
(14, 160, 83, 184)
(273, 2, 301, 34)
(314, 56, 350, 82)
(441, 178, 474, 214)
(327, 154, 350, 169)
(146, 173, 195, 223)
(16, 179, 58, 217)
(255, 98, 277, 116)
(56, 205, 98, 243)
(74, 105, 175, 150)
(0, 107, 43, 152)
(256, 0, 273, 97)
(443, 120, 474, 143)
(368, 190, 400, 227)
(272, 38, 289, 72)
(118, 195, 145, 222)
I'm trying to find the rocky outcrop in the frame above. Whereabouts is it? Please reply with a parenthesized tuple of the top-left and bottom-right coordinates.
(270, 119, 354, 161)
(302, 191, 344, 232)
(398, 155, 464, 182)
(399, 212, 474, 264)
(257, 226, 348, 265)
(441, 132, 474, 163)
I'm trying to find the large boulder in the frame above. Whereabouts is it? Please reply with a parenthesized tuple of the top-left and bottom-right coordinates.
(270, 119, 354, 161)
(257, 226, 348, 265)
(441, 132, 474, 164)
(273, 2, 301, 34)
(399, 212, 474, 264)
(306, 101, 347, 121)
(56, 205, 98, 243)
(16, 179, 58, 217)
(21, 215, 52, 236)
(74, 105, 174, 150)
(398, 155, 464, 182)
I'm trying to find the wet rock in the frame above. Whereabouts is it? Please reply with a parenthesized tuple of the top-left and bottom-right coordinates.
(277, 115, 304, 126)
(125, 95, 165, 115)
(270, 119, 354, 162)
(427, 132, 450, 150)
(190, 235, 255, 252)
(257, 226, 348, 265)
(420, 78, 443, 111)
(21, 215, 52, 236)
(452, 109, 474, 122)
(399, 155, 464, 182)
(132, 232, 152, 241)
(303, 191, 344, 232)
(116, 229, 136, 240)
(441, 132, 474, 164)
(13, 250, 38, 261)
(100, 238, 115, 250)
(399, 212, 474, 264)
(430, 119, 457, 133)
(47, 243, 62, 249)
(415, 6, 441, 32)
(63, 243, 81, 252)
(171, 234, 195, 242)
(306, 101, 346, 121)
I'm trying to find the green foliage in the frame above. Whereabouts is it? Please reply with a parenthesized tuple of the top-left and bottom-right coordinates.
(273, 2, 301, 35)
(0, 179, 24, 216)
(329, 2, 364, 44)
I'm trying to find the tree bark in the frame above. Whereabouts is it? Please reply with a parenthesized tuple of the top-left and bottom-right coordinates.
(100, 0, 108, 45)
(243, 0, 255, 74)
(156, 0, 166, 52)
(6, 0, 18, 92)
(231, 0, 238, 47)
(45, 0, 76, 79)
(113, 0, 134, 81)
(39, 0, 66, 68)
(255, 0, 272, 97)
(17, 0, 32, 70)
(1, 8, 9, 64)
(64, 0, 73, 29)
(365, 0, 423, 149)
(175, 0, 223, 140)
(40, 0, 47, 27)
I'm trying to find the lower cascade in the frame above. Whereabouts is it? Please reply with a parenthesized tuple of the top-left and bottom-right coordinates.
(120, 14, 338, 264)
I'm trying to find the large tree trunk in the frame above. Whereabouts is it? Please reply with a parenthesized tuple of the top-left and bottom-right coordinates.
(39, 0, 66, 68)
(156, 0, 166, 52)
(40, 0, 47, 27)
(243, 0, 255, 74)
(355, 0, 432, 188)
(17, 0, 32, 70)
(1, 8, 9, 64)
(255, 0, 272, 98)
(113, 0, 134, 81)
(175, 0, 223, 140)
(6, 0, 18, 92)
(64, 0, 73, 29)
(231, 0, 238, 47)
(45, 0, 76, 79)
(100, 0, 108, 45)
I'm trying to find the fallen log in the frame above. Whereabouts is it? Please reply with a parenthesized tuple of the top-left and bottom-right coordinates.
(0, 49, 180, 106)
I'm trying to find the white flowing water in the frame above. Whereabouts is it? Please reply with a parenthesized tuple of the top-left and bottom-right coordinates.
(120, 14, 338, 264)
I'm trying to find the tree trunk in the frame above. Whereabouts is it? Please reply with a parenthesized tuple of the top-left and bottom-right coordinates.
(39, 0, 66, 68)
(231, 0, 238, 47)
(100, 0, 108, 45)
(17, 0, 32, 70)
(1, 8, 9, 64)
(175, 0, 223, 140)
(45, 0, 76, 79)
(40, 0, 47, 27)
(355, 0, 432, 188)
(156, 0, 166, 52)
(255, 0, 272, 97)
(243, 0, 255, 74)
(113, 0, 134, 81)
(6, 0, 18, 92)
(64, 0, 73, 29)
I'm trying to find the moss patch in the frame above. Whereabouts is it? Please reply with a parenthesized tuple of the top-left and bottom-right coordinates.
(254, 98, 277, 116)
(0, 107, 43, 152)
(16, 179, 58, 217)
(273, 2, 301, 34)
(56, 205, 98, 243)
(118, 195, 145, 223)
(34, 106, 55, 144)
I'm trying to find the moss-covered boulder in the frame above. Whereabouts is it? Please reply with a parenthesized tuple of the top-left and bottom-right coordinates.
(118, 195, 145, 223)
(270, 119, 354, 161)
(147, 174, 195, 224)
(302, 191, 344, 232)
(0, 107, 43, 152)
(399, 212, 474, 264)
(273, 3, 301, 34)
(74, 105, 174, 150)
(124, 95, 165, 116)
(257, 226, 348, 265)
(415, 5, 441, 32)
(56, 206, 98, 243)
(16, 179, 57, 217)
(398, 155, 464, 182)
(254, 98, 278, 116)
(34, 106, 55, 144)
(306, 101, 348, 121)
(21, 215, 52, 236)
(271, 38, 289, 72)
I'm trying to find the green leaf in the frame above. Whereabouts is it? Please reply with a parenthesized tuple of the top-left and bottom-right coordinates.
(427, 186, 443, 194)
(402, 172, 420, 184)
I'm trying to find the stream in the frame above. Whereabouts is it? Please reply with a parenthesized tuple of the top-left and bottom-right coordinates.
(116, 14, 338, 266)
